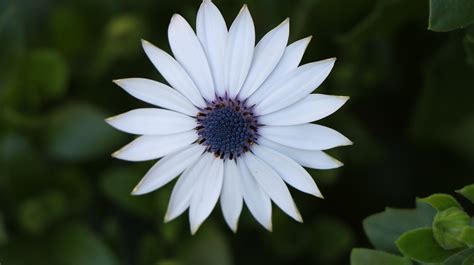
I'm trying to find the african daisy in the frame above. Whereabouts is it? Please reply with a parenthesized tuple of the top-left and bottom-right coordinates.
(107, 0, 351, 234)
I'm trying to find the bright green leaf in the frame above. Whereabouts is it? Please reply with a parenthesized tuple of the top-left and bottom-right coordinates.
(459, 227, 474, 247)
(457, 184, 474, 204)
(444, 247, 474, 265)
(429, 0, 474, 31)
(419, 193, 462, 211)
(433, 207, 470, 249)
(350, 248, 412, 265)
(45, 103, 124, 161)
(363, 202, 435, 253)
(396, 227, 459, 263)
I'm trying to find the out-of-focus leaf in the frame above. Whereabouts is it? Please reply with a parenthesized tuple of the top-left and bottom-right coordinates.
(100, 166, 156, 218)
(51, 224, 119, 265)
(45, 103, 124, 161)
(23, 49, 69, 105)
(444, 247, 474, 265)
(459, 227, 474, 247)
(0, 213, 7, 246)
(340, 0, 425, 43)
(396, 227, 459, 263)
(178, 225, 233, 265)
(457, 184, 474, 204)
(18, 190, 68, 234)
(465, 33, 474, 67)
(350, 248, 412, 265)
(419, 193, 462, 211)
(312, 215, 355, 262)
(49, 5, 91, 56)
(433, 207, 470, 249)
(412, 40, 474, 159)
(428, 0, 474, 32)
(0, 6, 25, 109)
(92, 15, 147, 76)
(363, 202, 435, 253)
(0, 133, 46, 198)
(138, 234, 163, 265)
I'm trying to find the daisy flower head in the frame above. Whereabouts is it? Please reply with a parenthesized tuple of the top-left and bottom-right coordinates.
(107, 0, 352, 234)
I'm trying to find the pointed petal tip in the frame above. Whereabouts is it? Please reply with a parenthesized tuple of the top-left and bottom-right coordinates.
(231, 224, 238, 233)
(111, 150, 121, 158)
(131, 185, 143, 196)
(163, 213, 172, 223)
(239, 4, 249, 14)
(190, 223, 202, 235)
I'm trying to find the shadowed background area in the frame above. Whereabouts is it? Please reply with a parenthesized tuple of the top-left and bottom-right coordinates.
(0, 0, 473, 264)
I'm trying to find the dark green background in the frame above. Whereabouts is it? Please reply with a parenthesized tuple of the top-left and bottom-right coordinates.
(0, 0, 473, 264)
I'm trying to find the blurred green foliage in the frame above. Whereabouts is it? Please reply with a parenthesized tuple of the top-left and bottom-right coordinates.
(0, 0, 473, 264)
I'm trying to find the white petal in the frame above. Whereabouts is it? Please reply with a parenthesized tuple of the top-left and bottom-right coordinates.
(113, 78, 198, 116)
(260, 124, 352, 151)
(189, 157, 224, 234)
(254, 58, 336, 115)
(165, 153, 213, 222)
(112, 131, 197, 161)
(247, 36, 311, 106)
(168, 14, 215, 102)
(237, 157, 272, 231)
(106, 108, 196, 135)
(224, 5, 255, 98)
(220, 159, 243, 232)
(142, 40, 206, 108)
(197, 0, 227, 97)
(131, 144, 205, 195)
(243, 153, 302, 222)
(251, 144, 322, 198)
(259, 137, 343, 169)
(237, 19, 289, 100)
(258, 94, 349, 126)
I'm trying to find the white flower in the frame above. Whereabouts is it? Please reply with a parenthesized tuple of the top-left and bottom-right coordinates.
(107, 0, 351, 234)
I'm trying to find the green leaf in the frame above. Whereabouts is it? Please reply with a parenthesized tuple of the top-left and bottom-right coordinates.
(444, 247, 474, 265)
(18, 190, 68, 234)
(0, 213, 7, 246)
(312, 216, 355, 262)
(51, 224, 119, 265)
(419, 193, 462, 211)
(459, 227, 474, 247)
(465, 33, 474, 67)
(45, 103, 124, 161)
(429, 0, 474, 31)
(433, 207, 470, 249)
(350, 248, 412, 265)
(412, 39, 474, 160)
(100, 166, 156, 218)
(23, 49, 69, 105)
(396, 227, 459, 263)
(363, 202, 435, 253)
(178, 225, 233, 265)
(457, 184, 474, 204)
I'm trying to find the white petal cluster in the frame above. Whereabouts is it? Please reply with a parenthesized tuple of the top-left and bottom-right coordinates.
(107, 0, 351, 234)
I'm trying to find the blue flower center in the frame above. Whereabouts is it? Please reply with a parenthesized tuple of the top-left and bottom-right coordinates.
(196, 97, 258, 160)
